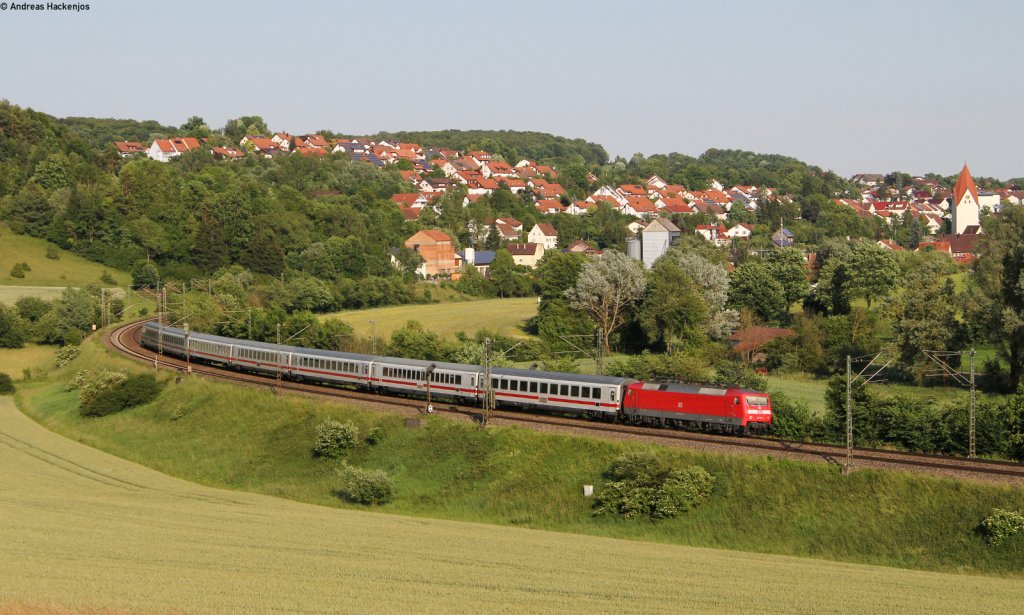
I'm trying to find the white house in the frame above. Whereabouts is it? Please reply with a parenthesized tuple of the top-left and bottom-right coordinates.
(527, 223, 559, 250)
(147, 137, 201, 162)
(724, 223, 754, 240)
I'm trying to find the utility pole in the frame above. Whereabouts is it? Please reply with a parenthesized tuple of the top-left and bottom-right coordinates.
(845, 355, 853, 474)
(482, 337, 494, 427)
(275, 323, 282, 395)
(595, 327, 605, 376)
(370, 320, 377, 356)
(100, 287, 106, 330)
(843, 351, 892, 475)
(923, 349, 978, 459)
(184, 322, 191, 374)
(424, 363, 436, 414)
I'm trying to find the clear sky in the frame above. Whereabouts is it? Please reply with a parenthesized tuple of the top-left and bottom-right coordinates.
(1, 0, 1021, 179)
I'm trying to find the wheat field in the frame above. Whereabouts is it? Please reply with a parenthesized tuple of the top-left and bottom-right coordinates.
(1, 397, 1022, 614)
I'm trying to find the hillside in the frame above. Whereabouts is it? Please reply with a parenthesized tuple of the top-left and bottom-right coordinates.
(5, 395, 1022, 614)
(369, 128, 609, 166)
(0, 223, 130, 287)
(57, 116, 178, 150)
(15, 337, 1024, 577)
(321, 296, 538, 338)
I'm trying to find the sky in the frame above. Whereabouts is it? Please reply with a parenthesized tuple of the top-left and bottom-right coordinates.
(1, 0, 1022, 179)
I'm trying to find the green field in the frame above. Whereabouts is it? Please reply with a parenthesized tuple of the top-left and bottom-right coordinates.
(766, 372, 983, 414)
(14, 339, 1024, 578)
(323, 296, 539, 338)
(0, 344, 54, 380)
(4, 397, 1023, 614)
(0, 285, 67, 305)
(0, 224, 130, 287)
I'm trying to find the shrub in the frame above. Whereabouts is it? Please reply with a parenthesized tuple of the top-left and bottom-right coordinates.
(334, 462, 395, 505)
(81, 373, 162, 417)
(46, 245, 60, 260)
(76, 369, 128, 406)
(593, 450, 715, 520)
(0, 373, 14, 395)
(100, 270, 117, 285)
(980, 509, 1024, 546)
(366, 426, 384, 446)
(312, 419, 359, 458)
(9, 263, 25, 278)
(55, 345, 80, 367)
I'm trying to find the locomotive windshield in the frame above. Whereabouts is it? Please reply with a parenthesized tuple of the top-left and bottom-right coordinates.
(746, 395, 769, 407)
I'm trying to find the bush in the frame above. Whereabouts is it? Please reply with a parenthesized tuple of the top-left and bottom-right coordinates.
(0, 372, 14, 395)
(9, 263, 25, 278)
(46, 245, 60, 260)
(980, 509, 1024, 546)
(55, 345, 80, 367)
(75, 369, 128, 405)
(593, 451, 715, 520)
(366, 426, 383, 446)
(313, 419, 359, 458)
(334, 462, 395, 505)
(81, 373, 162, 417)
(100, 270, 117, 285)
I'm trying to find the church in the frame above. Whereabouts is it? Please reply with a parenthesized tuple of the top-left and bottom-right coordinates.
(951, 164, 981, 235)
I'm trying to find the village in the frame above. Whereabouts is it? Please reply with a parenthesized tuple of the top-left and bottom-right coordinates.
(115, 134, 1010, 279)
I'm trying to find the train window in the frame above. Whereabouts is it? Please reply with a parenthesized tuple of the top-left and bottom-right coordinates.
(581, 387, 589, 398)
(492, 378, 498, 389)
(560, 385, 569, 396)
(457, 375, 463, 385)
(571, 386, 579, 397)
(592, 388, 601, 399)
(611, 389, 617, 402)
(540, 382, 548, 395)
(530, 381, 537, 393)
(500, 379, 508, 390)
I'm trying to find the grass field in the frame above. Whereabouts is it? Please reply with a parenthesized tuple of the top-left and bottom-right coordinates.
(0, 286, 68, 305)
(766, 372, 984, 414)
(322, 296, 539, 338)
(0, 345, 54, 380)
(15, 339, 1024, 577)
(3, 397, 1023, 614)
(0, 224, 130, 287)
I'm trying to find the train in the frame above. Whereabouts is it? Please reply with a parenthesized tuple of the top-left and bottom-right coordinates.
(140, 322, 772, 434)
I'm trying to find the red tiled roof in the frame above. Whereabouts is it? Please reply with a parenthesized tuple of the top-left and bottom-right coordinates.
(115, 141, 146, 154)
(953, 164, 979, 205)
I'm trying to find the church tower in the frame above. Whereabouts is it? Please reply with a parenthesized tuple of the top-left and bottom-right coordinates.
(951, 163, 980, 234)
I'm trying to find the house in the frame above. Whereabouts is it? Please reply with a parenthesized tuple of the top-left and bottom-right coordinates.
(240, 135, 282, 157)
(147, 137, 201, 162)
(876, 239, 905, 251)
(211, 146, 246, 161)
(405, 230, 457, 277)
(724, 223, 754, 240)
(695, 224, 729, 247)
(628, 217, 681, 269)
(506, 243, 545, 268)
(535, 199, 566, 214)
(114, 141, 147, 157)
(390, 193, 430, 209)
(481, 160, 516, 178)
(646, 175, 668, 190)
(616, 184, 648, 199)
(566, 240, 603, 257)
(771, 227, 796, 247)
(271, 133, 292, 150)
(420, 177, 457, 193)
(655, 197, 694, 214)
(621, 196, 658, 218)
(527, 223, 559, 250)
(536, 183, 566, 200)
(455, 248, 496, 276)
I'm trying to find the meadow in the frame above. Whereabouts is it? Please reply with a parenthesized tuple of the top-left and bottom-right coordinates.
(322, 296, 539, 338)
(13, 338, 1024, 578)
(0, 224, 130, 287)
(4, 396, 1023, 614)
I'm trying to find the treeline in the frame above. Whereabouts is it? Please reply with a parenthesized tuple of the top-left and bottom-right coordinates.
(368, 129, 609, 167)
(56, 116, 178, 150)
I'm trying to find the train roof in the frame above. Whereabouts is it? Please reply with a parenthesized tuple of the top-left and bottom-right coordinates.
(492, 366, 633, 386)
(630, 381, 768, 396)
(146, 323, 634, 386)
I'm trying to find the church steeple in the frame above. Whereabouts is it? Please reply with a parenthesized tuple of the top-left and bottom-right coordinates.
(953, 163, 979, 207)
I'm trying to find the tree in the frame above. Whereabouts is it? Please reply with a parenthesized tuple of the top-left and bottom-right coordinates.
(763, 248, 810, 314)
(192, 216, 229, 273)
(849, 242, 900, 308)
(0, 304, 27, 348)
(813, 257, 854, 315)
(129, 260, 160, 289)
(665, 250, 737, 339)
(966, 205, 1024, 389)
(892, 266, 966, 384)
(534, 251, 585, 301)
(179, 115, 211, 138)
(637, 259, 708, 352)
(728, 261, 787, 324)
(223, 115, 270, 142)
(243, 228, 285, 276)
(565, 249, 647, 354)
(489, 250, 530, 298)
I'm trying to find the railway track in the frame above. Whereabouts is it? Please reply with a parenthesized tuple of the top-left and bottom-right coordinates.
(104, 320, 1024, 483)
